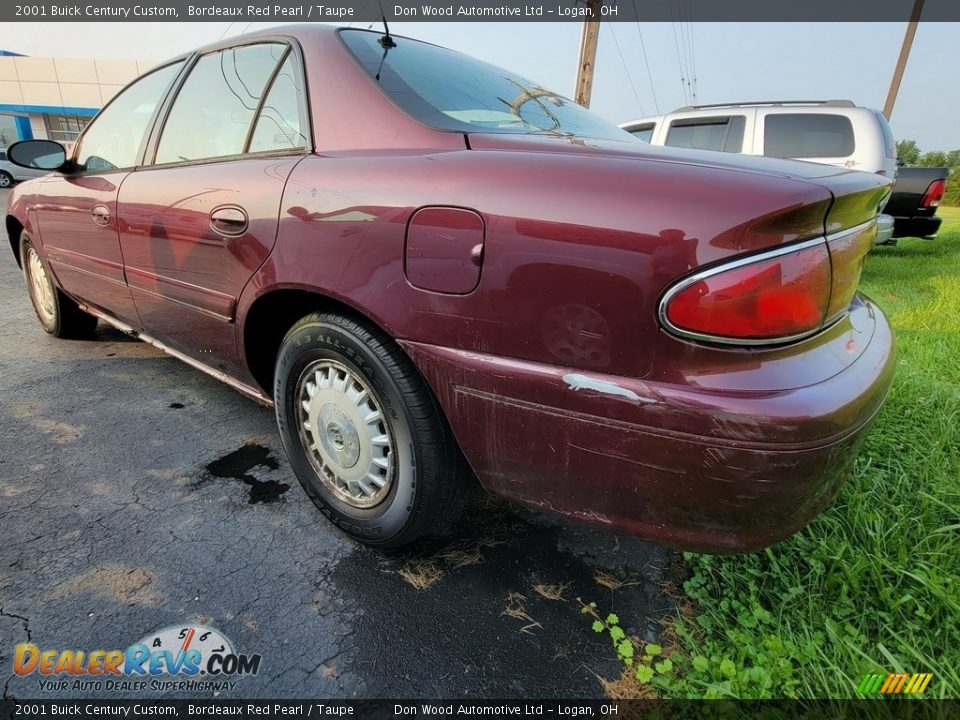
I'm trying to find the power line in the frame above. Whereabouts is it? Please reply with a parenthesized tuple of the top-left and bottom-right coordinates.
(608, 24, 645, 117)
(631, 0, 659, 114)
(670, 7, 689, 105)
(686, 0, 698, 104)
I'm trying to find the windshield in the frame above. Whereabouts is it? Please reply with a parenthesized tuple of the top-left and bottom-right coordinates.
(340, 29, 632, 142)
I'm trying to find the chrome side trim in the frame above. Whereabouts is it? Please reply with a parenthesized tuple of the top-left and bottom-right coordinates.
(657, 219, 876, 347)
(79, 304, 273, 407)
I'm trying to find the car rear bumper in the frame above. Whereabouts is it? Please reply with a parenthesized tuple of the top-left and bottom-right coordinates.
(875, 214, 895, 244)
(893, 215, 942, 239)
(401, 294, 895, 552)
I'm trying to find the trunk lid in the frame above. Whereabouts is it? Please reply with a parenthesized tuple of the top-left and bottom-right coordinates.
(467, 133, 891, 344)
(466, 132, 875, 184)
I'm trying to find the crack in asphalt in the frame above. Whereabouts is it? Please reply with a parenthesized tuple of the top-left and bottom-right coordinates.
(1, 606, 32, 699)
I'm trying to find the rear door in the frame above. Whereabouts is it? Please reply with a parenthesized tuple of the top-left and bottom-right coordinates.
(32, 62, 184, 326)
(117, 41, 310, 378)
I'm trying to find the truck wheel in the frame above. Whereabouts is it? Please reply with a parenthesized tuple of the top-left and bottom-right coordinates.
(274, 312, 462, 547)
(21, 234, 98, 338)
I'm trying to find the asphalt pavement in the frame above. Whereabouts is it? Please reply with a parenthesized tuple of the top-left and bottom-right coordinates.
(0, 187, 671, 700)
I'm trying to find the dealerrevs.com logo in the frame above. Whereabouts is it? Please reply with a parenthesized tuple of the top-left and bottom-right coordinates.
(13, 625, 261, 693)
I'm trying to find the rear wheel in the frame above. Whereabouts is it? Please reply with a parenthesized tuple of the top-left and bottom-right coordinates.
(21, 234, 98, 338)
(274, 312, 462, 547)
(0, 171, 13, 188)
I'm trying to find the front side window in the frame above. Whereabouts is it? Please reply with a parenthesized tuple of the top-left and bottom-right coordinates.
(340, 29, 630, 142)
(75, 61, 183, 171)
(764, 113, 855, 159)
(666, 116, 745, 153)
(155, 43, 287, 164)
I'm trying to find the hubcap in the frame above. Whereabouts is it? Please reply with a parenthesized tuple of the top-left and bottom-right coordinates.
(296, 359, 394, 508)
(26, 248, 55, 323)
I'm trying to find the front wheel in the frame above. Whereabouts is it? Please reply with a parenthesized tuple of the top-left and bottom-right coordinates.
(274, 312, 463, 547)
(0, 171, 13, 188)
(21, 234, 98, 338)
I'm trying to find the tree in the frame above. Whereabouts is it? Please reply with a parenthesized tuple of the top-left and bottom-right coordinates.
(943, 168, 960, 207)
(897, 139, 921, 165)
(919, 150, 949, 168)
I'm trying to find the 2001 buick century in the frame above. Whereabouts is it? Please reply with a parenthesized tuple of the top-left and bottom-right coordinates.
(5, 26, 894, 550)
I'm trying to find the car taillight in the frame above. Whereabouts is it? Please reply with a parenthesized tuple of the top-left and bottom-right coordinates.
(921, 179, 946, 208)
(660, 241, 833, 344)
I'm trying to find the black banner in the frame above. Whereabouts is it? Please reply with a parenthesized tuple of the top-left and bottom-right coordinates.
(5, 0, 960, 23)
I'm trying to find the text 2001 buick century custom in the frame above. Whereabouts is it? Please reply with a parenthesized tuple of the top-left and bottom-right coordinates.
(5, 26, 894, 550)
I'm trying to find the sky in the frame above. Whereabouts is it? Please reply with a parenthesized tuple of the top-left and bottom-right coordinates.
(3, 21, 957, 150)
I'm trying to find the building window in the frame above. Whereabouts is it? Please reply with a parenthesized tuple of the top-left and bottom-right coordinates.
(44, 114, 90, 143)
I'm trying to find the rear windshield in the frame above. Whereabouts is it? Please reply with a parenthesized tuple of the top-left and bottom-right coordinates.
(340, 29, 631, 142)
(764, 113, 855, 158)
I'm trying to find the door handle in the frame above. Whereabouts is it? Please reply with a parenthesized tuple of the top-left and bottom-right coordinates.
(209, 206, 248, 237)
(91, 204, 110, 226)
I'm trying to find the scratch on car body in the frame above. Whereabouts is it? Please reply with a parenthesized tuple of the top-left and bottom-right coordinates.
(562, 373, 655, 404)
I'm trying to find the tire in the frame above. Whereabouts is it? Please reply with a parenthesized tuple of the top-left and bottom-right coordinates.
(0, 171, 12, 188)
(274, 312, 462, 548)
(21, 234, 98, 339)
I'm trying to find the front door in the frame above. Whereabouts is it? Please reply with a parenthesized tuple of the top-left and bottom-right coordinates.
(117, 43, 309, 379)
(34, 62, 185, 327)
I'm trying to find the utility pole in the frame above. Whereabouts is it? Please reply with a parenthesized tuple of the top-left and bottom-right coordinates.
(883, 0, 924, 120)
(574, 0, 604, 107)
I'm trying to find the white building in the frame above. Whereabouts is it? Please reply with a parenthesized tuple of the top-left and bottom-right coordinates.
(0, 49, 155, 147)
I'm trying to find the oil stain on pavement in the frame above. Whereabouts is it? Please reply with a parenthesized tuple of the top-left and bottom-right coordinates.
(202, 443, 290, 504)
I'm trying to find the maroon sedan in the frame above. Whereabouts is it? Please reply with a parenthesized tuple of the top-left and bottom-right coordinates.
(5, 26, 893, 550)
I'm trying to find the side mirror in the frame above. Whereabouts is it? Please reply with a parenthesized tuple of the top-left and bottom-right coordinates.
(7, 139, 68, 171)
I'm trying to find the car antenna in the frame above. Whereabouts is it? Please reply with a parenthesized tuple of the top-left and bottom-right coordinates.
(377, 2, 396, 48)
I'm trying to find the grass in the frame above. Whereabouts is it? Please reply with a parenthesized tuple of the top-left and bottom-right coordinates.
(599, 208, 960, 699)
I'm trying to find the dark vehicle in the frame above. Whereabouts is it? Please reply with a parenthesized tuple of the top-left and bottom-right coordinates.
(5, 26, 894, 551)
(885, 166, 949, 239)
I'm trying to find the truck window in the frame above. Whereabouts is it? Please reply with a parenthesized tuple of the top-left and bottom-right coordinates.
(628, 123, 655, 143)
(665, 116, 744, 153)
(764, 113, 855, 159)
(873, 111, 897, 160)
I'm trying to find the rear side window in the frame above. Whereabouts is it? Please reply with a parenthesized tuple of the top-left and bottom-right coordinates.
(155, 43, 286, 164)
(873, 111, 897, 159)
(764, 113, 855, 159)
(249, 54, 308, 153)
(666, 116, 744, 153)
(628, 124, 655, 143)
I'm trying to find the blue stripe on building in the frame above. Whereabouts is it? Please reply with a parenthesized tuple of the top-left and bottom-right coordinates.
(13, 116, 32, 140)
(0, 104, 99, 117)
